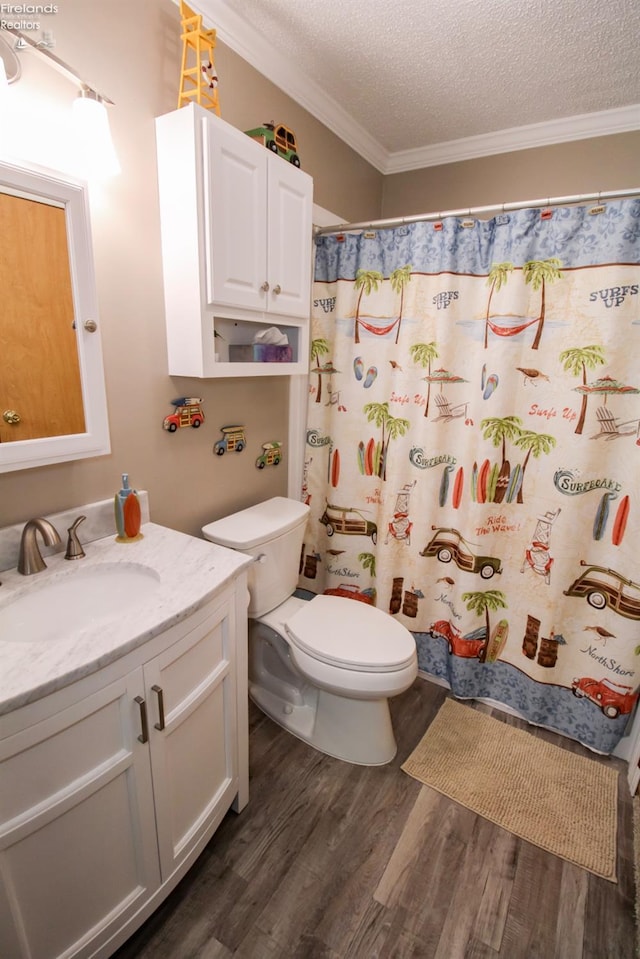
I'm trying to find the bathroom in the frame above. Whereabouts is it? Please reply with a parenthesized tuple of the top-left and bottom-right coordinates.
(0, 0, 639, 956)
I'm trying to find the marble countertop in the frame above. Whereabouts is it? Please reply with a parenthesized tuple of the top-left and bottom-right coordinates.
(0, 523, 251, 717)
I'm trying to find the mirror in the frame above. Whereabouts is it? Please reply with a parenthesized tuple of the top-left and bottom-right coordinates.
(0, 158, 110, 472)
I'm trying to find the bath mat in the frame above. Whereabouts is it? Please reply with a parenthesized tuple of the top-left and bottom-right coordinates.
(402, 698, 619, 882)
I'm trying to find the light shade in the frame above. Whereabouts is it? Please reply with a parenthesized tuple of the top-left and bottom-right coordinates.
(72, 89, 120, 178)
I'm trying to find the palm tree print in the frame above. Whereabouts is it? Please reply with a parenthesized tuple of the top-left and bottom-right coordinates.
(354, 269, 384, 344)
(484, 262, 514, 349)
(480, 415, 523, 466)
(310, 337, 330, 404)
(462, 589, 508, 663)
(390, 265, 412, 344)
(522, 258, 563, 350)
(359, 552, 376, 578)
(513, 429, 556, 504)
(363, 401, 410, 480)
(409, 341, 439, 417)
(559, 345, 606, 434)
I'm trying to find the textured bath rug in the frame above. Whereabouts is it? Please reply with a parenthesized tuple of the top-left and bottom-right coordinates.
(402, 698, 619, 882)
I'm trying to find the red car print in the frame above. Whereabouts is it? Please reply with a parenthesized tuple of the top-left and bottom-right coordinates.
(572, 676, 639, 719)
(323, 584, 375, 605)
(430, 620, 486, 658)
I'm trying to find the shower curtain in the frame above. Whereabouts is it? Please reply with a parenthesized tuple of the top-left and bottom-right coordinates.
(301, 198, 640, 754)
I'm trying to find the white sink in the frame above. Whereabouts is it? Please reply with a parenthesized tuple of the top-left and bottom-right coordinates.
(0, 563, 162, 643)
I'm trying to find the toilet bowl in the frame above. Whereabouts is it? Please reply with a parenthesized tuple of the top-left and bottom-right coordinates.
(203, 497, 418, 765)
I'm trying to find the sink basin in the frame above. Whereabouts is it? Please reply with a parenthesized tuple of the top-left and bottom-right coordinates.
(0, 563, 162, 643)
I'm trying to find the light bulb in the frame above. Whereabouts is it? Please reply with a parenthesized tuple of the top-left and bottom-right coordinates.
(72, 89, 120, 179)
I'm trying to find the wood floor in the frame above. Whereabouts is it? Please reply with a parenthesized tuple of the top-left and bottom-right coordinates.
(113, 678, 636, 959)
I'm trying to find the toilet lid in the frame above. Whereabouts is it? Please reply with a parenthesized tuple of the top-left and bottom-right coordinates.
(285, 595, 416, 672)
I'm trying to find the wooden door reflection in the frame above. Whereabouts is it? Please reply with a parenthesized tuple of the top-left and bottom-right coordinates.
(0, 191, 85, 443)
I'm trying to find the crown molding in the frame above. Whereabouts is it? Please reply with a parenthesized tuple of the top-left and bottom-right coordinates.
(385, 104, 640, 173)
(194, 1, 640, 176)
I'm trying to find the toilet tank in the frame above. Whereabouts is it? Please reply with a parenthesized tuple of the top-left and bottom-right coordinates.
(202, 497, 310, 617)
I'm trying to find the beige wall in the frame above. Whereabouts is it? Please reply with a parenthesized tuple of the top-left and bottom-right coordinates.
(0, 0, 381, 538)
(382, 131, 640, 218)
(0, 0, 636, 546)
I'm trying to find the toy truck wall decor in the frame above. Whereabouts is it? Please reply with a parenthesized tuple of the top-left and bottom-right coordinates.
(245, 122, 300, 167)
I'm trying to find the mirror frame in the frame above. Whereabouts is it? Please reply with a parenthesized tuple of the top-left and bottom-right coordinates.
(0, 158, 110, 472)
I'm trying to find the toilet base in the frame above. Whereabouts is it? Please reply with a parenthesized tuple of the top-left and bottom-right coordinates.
(248, 607, 406, 765)
(249, 682, 397, 766)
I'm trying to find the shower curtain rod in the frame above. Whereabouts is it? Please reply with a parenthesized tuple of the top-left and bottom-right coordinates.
(313, 187, 640, 236)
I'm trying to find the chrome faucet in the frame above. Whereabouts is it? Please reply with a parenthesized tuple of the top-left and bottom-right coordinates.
(18, 518, 62, 575)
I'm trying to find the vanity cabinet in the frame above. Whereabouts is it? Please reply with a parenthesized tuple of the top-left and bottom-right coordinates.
(0, 588, 246, 959)
(155, 104, 313, 377)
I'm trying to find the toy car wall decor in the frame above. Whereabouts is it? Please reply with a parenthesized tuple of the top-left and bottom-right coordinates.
(256, 441, 282, 468)
(214, 425, 246, 455)
(163, 397, 205, 431)
(245, 122, 301, 167)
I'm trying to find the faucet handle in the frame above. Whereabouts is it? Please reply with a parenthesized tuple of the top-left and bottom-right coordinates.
(65, 515, 87, 561)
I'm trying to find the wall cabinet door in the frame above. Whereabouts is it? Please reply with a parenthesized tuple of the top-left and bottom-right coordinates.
(204, 116, 268, 313)
(0, 672, 159, 959)
(144, 598, 238, 879)
(266, 154, 313, 318)
(204, 111, 312, 319)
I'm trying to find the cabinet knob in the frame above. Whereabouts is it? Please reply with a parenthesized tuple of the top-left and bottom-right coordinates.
(272, 284, 282, 295)
(260, 281, 270, 292)
(3, 409, 21, 425)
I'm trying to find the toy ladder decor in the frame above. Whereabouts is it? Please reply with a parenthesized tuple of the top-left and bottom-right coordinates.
(177, 1, 221, 115)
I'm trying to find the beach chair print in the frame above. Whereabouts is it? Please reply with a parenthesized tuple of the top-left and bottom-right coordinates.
(433, 393, 469, 421)
(593, 406, 639, 440)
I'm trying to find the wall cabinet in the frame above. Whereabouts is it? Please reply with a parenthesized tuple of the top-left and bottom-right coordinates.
(156, 104, 313, 377)
(0, 588, 247, 959)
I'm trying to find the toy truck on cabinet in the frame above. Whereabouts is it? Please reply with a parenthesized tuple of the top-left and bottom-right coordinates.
(245, 122, 301, 167)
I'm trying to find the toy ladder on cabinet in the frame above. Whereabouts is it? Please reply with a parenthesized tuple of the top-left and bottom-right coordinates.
(177, 1, 221, 115)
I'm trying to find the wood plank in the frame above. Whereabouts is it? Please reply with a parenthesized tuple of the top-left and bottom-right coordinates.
(552, 861, 588, 959)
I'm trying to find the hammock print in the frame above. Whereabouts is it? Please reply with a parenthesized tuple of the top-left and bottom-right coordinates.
(487, 315, 539, 337)
(358, 316, 400, 336)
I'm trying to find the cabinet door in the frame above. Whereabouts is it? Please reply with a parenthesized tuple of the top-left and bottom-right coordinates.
(0, 672, 159, 959)
(144, 599, 238, 880)
(267, 156, 313, 318)
(203, 116, 268, 312)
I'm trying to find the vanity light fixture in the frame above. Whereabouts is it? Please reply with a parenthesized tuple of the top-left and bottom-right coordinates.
(0, 27, 120, 177)
(72, 85, 121, 178)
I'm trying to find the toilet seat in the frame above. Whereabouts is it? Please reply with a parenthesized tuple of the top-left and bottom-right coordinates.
(285, 594, 416, 673)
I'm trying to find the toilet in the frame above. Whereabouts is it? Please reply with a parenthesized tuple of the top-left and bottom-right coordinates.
(203, 496, 418, 765)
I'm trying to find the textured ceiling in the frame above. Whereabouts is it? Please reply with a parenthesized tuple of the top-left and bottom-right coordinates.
(201, 0, 640, 170)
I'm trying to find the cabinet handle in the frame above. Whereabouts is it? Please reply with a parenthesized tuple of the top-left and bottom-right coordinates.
(152, 684, 166, 731)
(260, 281, 270, 292)
(272, 284, 282, 295)
(135, 696, 149, 743)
